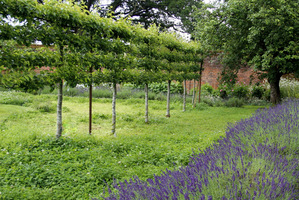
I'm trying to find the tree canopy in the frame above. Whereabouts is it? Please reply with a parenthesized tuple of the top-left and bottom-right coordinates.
(97, 0, 202, 32)
(194, 0, 299, 104)
(0, 0, 202, 138)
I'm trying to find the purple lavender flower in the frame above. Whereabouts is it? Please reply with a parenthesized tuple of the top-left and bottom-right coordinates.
(99, 100, 299, 200)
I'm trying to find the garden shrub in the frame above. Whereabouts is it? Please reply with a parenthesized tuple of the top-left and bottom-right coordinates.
(201, 98, 214, 107)
(117, 89, 132, 99)
(201, 83, 214, 95)
(131, 91, 145, 99)
(39, 86, 55, 95)
(92, 89, 112, 98)
(214, 100, 225, 107)
(248, 98, 269, 106)
(0, 91, 34, 106)
(195, 102, 209, 110)
(251, 85, 265, 99)
(32, 101, 56, 113)
(224, 97, 245, 107)
(0, 87, 9, 91)
(217, 80, 234, 99)
(218, 81, 250, 100)
(149, 82, 183, 94)
(219, 89, 228, 99)
(147, 92, 156, 100)
(263, 89, 271, 101)
(64, 87, 81, 97)
(231, 82, 249, 99)
(201, 95, 222, 107)
(154, 92, 167, 101)
(99, 99, 299, 200)
(171, 94, 183, 103)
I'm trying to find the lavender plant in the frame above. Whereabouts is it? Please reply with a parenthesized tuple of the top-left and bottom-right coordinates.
(98, 99, 299, 200)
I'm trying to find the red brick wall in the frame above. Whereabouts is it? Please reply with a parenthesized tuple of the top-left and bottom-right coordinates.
(186, 56, 261, 92)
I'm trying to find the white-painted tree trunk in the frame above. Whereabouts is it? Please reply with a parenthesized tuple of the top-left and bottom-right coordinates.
(145, 83, 149, 123)
(112, 82, 117, 137)
(56, 45, 64, 139)
(166, 80, 171, 117)
(183, 80, 186, 112)
(56, 80, 63, 139)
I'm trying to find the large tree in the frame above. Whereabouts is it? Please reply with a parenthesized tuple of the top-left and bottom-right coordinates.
(99, 0, 202, 32)
(194, 0, 299, 104)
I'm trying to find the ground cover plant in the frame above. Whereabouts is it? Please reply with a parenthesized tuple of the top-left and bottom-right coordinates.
(0, 91, 264, 199)
(100, 99, 299, 199)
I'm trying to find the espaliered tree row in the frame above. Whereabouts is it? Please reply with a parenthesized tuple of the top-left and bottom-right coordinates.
(0, 0, 202, 139)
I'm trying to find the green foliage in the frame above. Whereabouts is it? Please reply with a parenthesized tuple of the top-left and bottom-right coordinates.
(263, 89, 271, 101)
(248, 98, 270, 106)
(224, 97, 245, 108)
(63, 87, 82, 97)
(251, 85, 265, 99)
(279, 78, 299, 99)
(0, 91, 34, 106)
(201, 83, 215, 95)
(231, 82, 249, 99)
(217, 80, 234, 99)
(32, 101, 56, 113)
(201, 95, 223, 107)
(218, 81, 250, 99)
(149, 82, 183, 94)
(195, 102, 210, 110)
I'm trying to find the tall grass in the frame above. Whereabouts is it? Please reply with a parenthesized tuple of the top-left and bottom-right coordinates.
(280, 78, 299, 99)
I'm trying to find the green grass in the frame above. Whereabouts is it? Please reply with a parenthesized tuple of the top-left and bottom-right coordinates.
(0, 91, 265, 199)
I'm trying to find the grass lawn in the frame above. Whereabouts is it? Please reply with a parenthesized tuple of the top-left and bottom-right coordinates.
(0, 91, 265, 199)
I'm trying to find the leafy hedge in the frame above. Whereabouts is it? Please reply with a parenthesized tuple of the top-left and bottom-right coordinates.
(99, 99, 299, 199)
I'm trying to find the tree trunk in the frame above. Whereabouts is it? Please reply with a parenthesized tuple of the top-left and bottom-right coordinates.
(198, 78, 202, 104)
(269, 73, 282, 104)
(183, 80, 186, 112)
(89, 66, 92, 135)
(192, 79, 196, 106)
(193, 79, 197, 108)
(188, 80, 192, 95)
(145, 83, 149, 123)
(56, 45, 64, 139)
(166, 80, 171, 117)
(112, 82, 117, 137)
(198, 61, 203, 104)
(56, 80, 63, 139)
